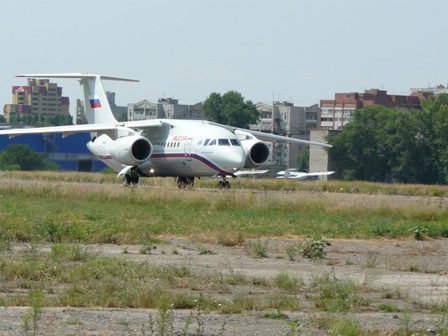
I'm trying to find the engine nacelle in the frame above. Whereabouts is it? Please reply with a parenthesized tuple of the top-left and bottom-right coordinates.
(241, 139, 270, 168)
(109, 135, 152, 166)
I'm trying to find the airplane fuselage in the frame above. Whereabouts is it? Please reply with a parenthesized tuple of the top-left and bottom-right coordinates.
(87, 120, 247, 178)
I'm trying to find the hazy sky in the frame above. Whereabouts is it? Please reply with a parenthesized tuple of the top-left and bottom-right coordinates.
(2, 0, 447, 114)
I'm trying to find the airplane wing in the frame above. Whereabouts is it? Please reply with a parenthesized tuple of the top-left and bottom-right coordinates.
(277, 170, 335, 179)
(0, 120, 164, 138)
(233, 169, 269, 177)
(205, 121, 332, 148)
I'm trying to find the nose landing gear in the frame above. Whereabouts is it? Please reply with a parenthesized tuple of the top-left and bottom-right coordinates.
(218, 176, 230, 189)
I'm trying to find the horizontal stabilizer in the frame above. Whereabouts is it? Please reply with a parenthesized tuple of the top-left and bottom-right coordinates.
(16, 73, 139, 82)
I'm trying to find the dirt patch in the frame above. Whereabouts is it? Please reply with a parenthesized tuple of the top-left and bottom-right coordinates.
(2, 236, 447, 335)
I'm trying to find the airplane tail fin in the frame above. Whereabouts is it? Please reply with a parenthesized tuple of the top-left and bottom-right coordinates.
(16, 73, 139, 125)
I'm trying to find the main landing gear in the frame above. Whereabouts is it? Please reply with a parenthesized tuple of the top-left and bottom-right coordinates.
(124, 167, 140, 186)
(175, 176, 231, 190)
(176, 176, 195, 189)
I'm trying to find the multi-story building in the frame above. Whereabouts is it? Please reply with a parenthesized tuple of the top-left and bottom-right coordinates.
(106, 91, 128, 120)
(3, 79, 69, 123)
(252, 101, 319, 167)
(320, 89, 423, 130)
(128, 98, 203, 121)
(410, 84, 448, 96)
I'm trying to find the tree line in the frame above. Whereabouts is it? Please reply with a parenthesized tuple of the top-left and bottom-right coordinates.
(328, 94, 448, 184)
(0, 144, 60, 171)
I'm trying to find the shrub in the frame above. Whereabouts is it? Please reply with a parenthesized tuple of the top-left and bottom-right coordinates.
(300, 237, 331, 259)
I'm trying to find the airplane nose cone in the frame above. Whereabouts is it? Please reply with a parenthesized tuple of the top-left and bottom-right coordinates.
(225, 148, 246, 171)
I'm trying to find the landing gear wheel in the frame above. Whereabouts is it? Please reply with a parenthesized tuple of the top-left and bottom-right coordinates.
(124, 174, 132, 186)
(124, 168, 140, 187)
(177, 177, 195, 189)
(218, 180, 230, 189)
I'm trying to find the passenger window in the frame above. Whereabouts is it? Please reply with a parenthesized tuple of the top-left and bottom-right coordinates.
(218, 139, 230, 146)
(209, 139, 216, 146)
(230, 139, 241, 146)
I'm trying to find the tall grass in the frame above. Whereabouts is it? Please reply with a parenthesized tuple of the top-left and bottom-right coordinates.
(1, 172, 448, 244)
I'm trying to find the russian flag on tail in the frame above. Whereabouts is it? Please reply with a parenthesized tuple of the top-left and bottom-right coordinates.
(89, 98, 102, 108)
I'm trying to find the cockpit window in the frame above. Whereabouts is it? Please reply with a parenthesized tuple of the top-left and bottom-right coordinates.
(203, 139, 210, 146)
(208, 139, 216, 146)
(218, 139, 230, 146)
(230, 139, 241, 146)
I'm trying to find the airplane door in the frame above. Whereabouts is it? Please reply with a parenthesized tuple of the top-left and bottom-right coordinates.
(184, 138, 193, 161)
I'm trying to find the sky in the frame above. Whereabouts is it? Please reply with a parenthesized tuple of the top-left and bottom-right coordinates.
(1, 0, 448, 115)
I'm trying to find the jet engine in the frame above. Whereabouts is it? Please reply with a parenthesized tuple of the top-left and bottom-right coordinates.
(109, 135, 152, 166)
(241, 139, 270, 168)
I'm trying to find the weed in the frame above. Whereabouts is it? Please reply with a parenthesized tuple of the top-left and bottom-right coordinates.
(139, 237, 159, 254)
(409, 225, 428, 240)
(263, 310, 289, 319)
(409, 264, 422, 272)
(379, 303, 401, 312)
(23, 288, 43, 336)
(329, 316, 361, 336)
(250, 239, 268, 258)
(216, 231, 244, 247)
(399, 303, 412, 335)
(310, 272, 367, 312)
(139, 245, 156, 254)
(285, 245, 298, 261)
(365, 252, 379, 268)
(0, 240, 11, 252)
(372, 219, 398, 237)
(154, 295, 174, 336)
(273, 272, 303, 293)
(285, 320, 303, 335)
(299, 237, 330, 259)
(51, 244, 94, 262)
(197, 245, 215, 255)
(269, 296, 301, 311)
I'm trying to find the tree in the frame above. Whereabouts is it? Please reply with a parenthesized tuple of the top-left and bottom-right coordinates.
(7, 114, 72, 127)
(419, 93, 448, 183)
(202, 91, 259, 128)
(0, 144, 60, 171)
(296, 147, 309, 172)
(328, 105, 432, 183)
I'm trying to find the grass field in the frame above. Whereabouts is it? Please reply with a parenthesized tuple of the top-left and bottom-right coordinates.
(1, 171, 448, 245)
(1, 171, 448, 335)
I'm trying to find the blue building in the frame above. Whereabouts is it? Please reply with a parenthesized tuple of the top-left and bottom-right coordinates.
(0, 132, 106, 172)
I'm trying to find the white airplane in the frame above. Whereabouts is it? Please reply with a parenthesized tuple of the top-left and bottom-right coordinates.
(0, 73, 332, 189)
(277, 169, 335, 181)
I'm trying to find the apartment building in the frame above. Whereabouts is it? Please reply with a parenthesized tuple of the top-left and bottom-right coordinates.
(3, 79, 69, 123)
(411, 84, 448, 96)
(252, 101, 320, 167)
(128, 98, 203, 121)
(320, 89, 423, 130)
